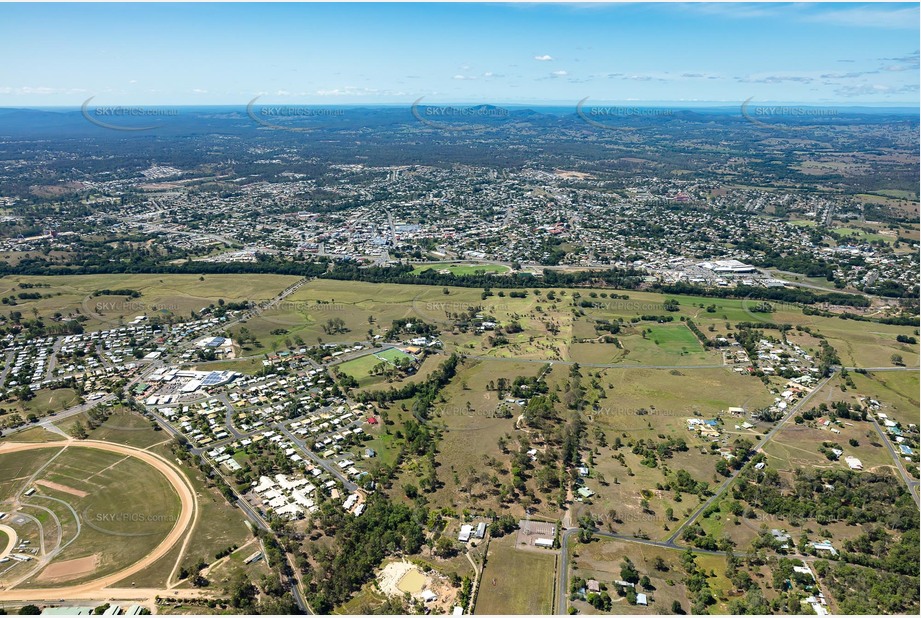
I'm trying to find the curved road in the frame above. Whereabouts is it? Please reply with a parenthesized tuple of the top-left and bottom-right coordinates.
(0, 524, 18, 560)
(0, 441, 197, 603)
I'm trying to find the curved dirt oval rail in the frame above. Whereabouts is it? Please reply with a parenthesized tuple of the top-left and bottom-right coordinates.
(0, 523, 19, 559)
(0, 440, 196, 602)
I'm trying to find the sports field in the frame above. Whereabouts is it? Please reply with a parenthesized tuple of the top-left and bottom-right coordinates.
(375, 347, 414, 363)
(337, 347, 417, 388)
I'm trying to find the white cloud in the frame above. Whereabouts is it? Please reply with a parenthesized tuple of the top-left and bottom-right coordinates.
(550, 70, 568, 78)
(534, 54, 553, 61)
(0, 86, 86, 95)
(314, 86, 405, 97)
(802, 5, 919, 30)
(679, 3, 917, 30)
(836, 82, 920, 97)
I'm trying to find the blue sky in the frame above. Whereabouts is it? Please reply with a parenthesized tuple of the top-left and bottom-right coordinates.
(0, 2, 918, 106)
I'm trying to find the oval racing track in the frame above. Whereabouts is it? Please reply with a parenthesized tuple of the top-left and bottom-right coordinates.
(0, 440, 196, 602)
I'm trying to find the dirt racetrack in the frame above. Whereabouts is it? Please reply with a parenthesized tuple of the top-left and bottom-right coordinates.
(0, 440, 197, 602)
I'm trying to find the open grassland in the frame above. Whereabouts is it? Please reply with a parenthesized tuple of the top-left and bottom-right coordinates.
(831, 226, 897, 244)
(568, 367, 775, 538)
(272, 280, 915, 366)
(7, 276, 916, 372)
(244, 279, 430, 349)
(615, 328, 712, 366)
(85, 408, 172, 450)
(192, 356, 266, 375)
(7, 388, 80, 416)
(595, 367, 775, 416)
(695, 501, 770, 551)
(1, 274, 297, 330)
(817, 320, 919, 368)
(475, 534, 556, 615)
(0, 388, 82, 431)
(405, 358, 558, 517)
(858, 370, 919, 426)
(0, 446, 65, 501)
(0, 426, 67, 443)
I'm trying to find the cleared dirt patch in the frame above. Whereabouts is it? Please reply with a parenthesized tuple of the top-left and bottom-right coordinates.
(36, 555, 99, 583)
(398, 569, 426, 593)
(34, 479, 89, 498)
(378, 560, 417, 597)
